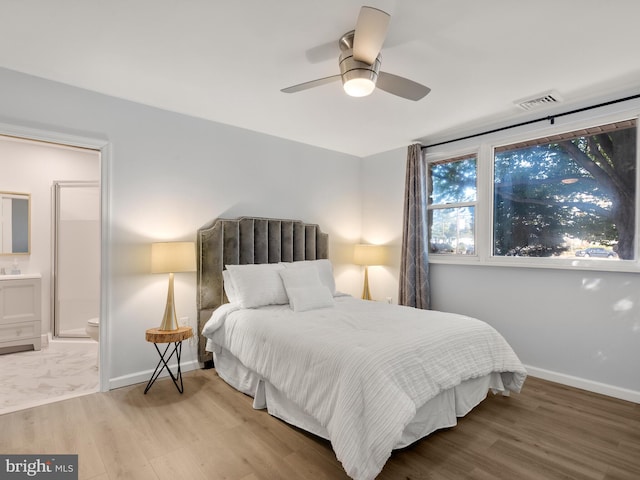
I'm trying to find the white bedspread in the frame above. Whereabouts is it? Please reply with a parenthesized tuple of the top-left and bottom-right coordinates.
(202, 296, 526, 480)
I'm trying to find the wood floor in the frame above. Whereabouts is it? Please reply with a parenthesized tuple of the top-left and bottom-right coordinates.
(1, 369, 638, 480)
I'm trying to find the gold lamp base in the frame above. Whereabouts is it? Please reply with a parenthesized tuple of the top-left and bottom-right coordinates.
(361, 266, 372, 300)
(159, 272, 179, 331)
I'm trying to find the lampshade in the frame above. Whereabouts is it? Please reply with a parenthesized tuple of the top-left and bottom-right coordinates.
(353, 244, 387, 266)
(151, 242, 196, 274)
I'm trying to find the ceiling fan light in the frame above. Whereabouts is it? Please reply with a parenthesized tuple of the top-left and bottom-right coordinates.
(343, 77, 376, 97)
(339, 48, 381, 98)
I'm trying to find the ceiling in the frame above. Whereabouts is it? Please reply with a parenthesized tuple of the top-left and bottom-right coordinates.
(1, 0, 640, 157)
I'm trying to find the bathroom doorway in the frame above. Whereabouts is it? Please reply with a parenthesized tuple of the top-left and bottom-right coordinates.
(0, 131, 106, 413)
(53, 181, 100, 338)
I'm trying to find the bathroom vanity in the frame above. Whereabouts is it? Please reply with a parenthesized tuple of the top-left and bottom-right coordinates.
(0, 274, 42, 352)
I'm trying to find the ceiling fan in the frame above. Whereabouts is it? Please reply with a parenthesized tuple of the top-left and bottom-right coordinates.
(281, 6, 431, 101)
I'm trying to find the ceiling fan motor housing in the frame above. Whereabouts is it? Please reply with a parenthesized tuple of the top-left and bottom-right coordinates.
(338, 29, 381, 95)
(339, 50, 381, 85)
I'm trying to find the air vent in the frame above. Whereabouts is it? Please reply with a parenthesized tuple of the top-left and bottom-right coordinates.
(515, 90, 563, 111)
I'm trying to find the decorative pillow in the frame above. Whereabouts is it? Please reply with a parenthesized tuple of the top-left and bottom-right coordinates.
(225, 263, 288, 308)
(281, 259, 337, 296)
(279, 265, 335, 312)
(222, 270, 239, 304)
(286, 286, 335, 312)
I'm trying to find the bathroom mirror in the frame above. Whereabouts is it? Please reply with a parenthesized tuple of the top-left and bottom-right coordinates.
(0, 191, 30, 255)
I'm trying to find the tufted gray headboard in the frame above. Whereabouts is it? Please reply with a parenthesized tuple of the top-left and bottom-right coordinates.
(196, 216, 329, 366)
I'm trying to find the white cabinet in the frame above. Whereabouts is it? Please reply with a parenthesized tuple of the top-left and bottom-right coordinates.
(0, 274, 42, 351)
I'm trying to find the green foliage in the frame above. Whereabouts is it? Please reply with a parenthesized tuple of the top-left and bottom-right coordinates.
(429, 157, 477, 204)
(493, 126, 636, 258)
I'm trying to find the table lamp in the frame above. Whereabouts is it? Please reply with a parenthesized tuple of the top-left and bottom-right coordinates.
(354, 244, 387, 300)
(151, 241, 196, 331)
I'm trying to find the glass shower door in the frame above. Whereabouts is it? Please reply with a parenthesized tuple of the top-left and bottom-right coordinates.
(53, 181, 100, 337)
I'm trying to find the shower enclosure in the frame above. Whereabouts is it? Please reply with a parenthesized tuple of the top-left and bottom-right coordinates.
(52, 181, 100, 338)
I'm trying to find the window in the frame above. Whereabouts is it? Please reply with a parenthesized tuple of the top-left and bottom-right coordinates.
(425, 112, 640, 271)
(493, 120, 636, 260)
(428, 155, 477, 255)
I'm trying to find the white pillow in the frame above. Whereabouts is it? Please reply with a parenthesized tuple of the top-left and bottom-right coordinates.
(225, 263, 288, 308)
(222, 270, 239, 304)
(279, 265, 335, 312)
(279, 264, 322, 290)
(281, 259, 336, 295)
(286, 286, 335, 312)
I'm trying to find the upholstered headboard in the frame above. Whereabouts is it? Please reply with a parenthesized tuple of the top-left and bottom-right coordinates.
(196, 216, 329, 366)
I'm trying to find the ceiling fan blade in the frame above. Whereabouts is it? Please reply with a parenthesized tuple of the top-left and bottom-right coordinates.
(281, 74, 341, 94)
(376, 71, 431, 101)
(353, 6, 390, 64)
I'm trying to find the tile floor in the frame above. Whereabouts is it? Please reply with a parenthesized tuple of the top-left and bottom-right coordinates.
(0, 339, 99, 415)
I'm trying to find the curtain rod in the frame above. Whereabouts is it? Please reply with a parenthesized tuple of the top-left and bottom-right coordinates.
(422, 92, 640, 150)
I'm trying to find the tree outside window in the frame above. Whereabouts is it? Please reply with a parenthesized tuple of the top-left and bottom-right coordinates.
(428, 155, 477, 255)
(493, 120, 636, 259)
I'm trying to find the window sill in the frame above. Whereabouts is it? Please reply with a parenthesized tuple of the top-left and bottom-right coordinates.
(428, 254, 640, 274)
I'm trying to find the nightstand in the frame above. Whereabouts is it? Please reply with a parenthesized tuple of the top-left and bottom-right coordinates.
(144, 326, 193, 394)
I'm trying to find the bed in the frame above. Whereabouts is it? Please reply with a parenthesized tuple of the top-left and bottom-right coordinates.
(197, 216, 527, 480)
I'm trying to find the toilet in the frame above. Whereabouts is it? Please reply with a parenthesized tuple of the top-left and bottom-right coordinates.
(86, 317, 99, 342)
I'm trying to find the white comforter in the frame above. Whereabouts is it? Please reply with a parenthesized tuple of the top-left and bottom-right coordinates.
(202, 296, 526, 480)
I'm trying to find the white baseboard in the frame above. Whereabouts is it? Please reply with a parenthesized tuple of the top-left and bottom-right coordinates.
(525, 365, 640, 404)
(107, 361, 639, 404)
(108, 360, 200, 390)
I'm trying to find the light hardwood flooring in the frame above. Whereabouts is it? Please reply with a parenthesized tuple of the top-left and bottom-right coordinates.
(0, 369, 638, 480)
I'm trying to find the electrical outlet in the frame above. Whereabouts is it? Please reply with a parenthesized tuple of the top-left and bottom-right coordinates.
(179, 316, 198, 346)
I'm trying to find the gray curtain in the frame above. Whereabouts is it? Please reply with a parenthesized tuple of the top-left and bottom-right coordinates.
(399, 143, 430, 309)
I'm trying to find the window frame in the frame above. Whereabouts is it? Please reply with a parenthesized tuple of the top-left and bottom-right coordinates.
(425, 105, 640, 273)
(427, 154, 478, 256)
